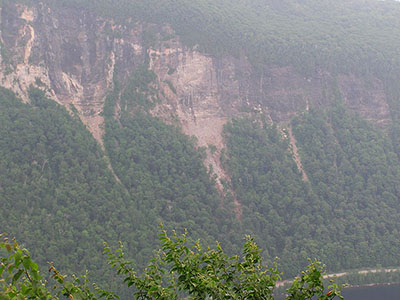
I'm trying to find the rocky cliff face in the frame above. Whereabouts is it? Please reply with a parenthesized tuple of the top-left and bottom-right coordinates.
(0, 2, 146, 144)
(0, 2, 391, 196)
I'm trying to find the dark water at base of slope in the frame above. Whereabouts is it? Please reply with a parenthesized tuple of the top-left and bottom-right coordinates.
(275, 284, 400, 299)
(341, 284, 400, 300)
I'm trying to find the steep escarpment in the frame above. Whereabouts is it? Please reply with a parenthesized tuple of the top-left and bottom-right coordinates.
(0, 1, 391, 155)
(0, 2, 146, 145)
(4, 0, 400, 282)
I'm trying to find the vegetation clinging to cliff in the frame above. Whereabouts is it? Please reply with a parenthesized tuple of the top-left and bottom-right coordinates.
(222, 104, 400, 277)
(31, 0, 400, 78)
(0, 83, 236, 296)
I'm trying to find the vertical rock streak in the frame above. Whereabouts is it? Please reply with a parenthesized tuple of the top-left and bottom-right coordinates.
(0, 2, 391, 217)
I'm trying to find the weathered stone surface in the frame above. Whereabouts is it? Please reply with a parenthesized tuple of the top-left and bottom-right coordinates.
(1, 2, 390, 137)
(0, 2, 145, 145)
(0, 2, 391, 207)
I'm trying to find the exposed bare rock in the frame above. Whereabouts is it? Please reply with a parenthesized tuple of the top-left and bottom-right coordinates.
(287, 125, 309, 182)
(0, 2, 145, 146)
(0, 2, 393, 215)
(1, 2, 391, 135)
(148, 39, 243, 218)
(337, 74, 390, 127)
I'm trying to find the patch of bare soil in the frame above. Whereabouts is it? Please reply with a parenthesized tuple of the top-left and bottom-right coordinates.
(288, 125, 309, 182)
(181, 116, 243, 220)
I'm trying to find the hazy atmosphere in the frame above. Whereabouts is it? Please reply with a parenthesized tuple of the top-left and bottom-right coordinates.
(2, 0, 400, 299)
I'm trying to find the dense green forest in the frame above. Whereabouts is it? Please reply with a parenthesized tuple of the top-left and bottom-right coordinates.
(103, 66, 238, 259)
(4, 0, 400, 292)
(0, 87, 234, 296)
(37, 0, 400, 78)
(222, 117, 322, 276)
(35, 0, 400, 112)
(221, 102, 400, 276)
(292, 104, 400, 270)
(0, 87, 136, 291)
(0, 80, 239, 295)
(0, 230, 344, 300)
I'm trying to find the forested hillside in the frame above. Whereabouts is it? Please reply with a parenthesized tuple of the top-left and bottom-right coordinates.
(46, 0, 400, 71)
(221, 102, 400, 276)
(0, 83, 239, 296)
(292, 104, 400, 270)
(41, 0, 400, 113)
(3, 0, 400, 293)
(103, 67, 238, 259)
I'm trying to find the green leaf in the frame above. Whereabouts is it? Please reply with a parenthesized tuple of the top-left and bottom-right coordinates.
(13, 252, 22, 266)
(12, 270, 24, 285)
(22, 258, 31, 270)
(30, 262, 38, 272)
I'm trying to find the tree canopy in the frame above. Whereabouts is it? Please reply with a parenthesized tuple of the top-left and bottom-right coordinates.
(3, 0, 400, 291)
(0, 230, 344, 300)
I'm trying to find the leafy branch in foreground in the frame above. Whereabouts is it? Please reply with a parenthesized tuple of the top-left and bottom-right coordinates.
(0, 230, 343, 299)
(0, 233, 117, 300)
(286, 259, 343, 300)
(105, 226, 344, 299)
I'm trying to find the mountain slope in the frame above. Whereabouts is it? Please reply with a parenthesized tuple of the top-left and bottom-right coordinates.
(2, 0, 400, 287)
